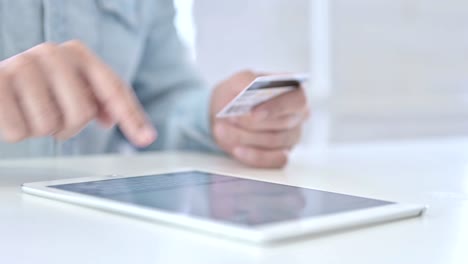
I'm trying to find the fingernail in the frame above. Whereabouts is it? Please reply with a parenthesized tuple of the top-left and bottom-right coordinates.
(254, 110, 269, 121)
(141, 125, 157, 143)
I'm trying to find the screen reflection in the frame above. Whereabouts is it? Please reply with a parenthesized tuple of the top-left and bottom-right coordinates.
(52, 171, 392, 227)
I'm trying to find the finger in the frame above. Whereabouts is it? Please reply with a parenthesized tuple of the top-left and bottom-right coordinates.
(61, 40, 156, 147)
(0, 73, 29, 142)
(229, 111, 308, 132)
(252, 88, 308, 120)
(78, 71, 115, 129)
(228, 70, 262, 93)
(214, 121, 301, 150)
(232, 146, 289, 168)
(27, 43, 98, 140)
(96, 108, 115, 129)
(10, 54, 62, 137)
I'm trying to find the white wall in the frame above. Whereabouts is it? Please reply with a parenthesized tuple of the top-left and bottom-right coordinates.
(330, 0, 468, 141)
(193, 0, 310, 87)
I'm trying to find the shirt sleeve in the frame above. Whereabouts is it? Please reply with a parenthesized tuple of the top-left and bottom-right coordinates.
(127, 0, 220, 153)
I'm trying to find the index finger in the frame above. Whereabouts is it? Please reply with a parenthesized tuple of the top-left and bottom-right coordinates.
(61, 41, 156, 147)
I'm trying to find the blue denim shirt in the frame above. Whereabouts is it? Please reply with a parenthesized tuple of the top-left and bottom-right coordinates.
(0, 0, 218, 158)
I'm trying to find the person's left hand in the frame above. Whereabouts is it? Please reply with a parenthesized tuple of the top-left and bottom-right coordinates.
(210, 70, 309, 168)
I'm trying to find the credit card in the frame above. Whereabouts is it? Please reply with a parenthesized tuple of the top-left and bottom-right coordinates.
(216, 73, 309, 118)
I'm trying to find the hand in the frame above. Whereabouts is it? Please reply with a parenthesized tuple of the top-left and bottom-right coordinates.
(211, 70, 309, 168)
(0, 40, 156, 146)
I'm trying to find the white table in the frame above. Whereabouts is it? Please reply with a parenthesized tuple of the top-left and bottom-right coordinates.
(1, 138, 467, 264)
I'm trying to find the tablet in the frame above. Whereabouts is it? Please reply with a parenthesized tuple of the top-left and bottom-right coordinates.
(22, 170, 426, 244)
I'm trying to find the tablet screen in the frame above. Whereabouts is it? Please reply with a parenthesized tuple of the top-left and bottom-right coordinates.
(50, 171, 393, 227)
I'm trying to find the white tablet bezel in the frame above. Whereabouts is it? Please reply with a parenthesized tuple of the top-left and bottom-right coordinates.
(21, 169, 426, 244)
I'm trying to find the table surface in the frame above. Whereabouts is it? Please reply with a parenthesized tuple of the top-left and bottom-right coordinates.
(1, 138, 468, 264)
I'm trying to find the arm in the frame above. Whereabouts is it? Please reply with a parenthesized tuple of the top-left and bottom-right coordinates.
(131, 1, 219, 152)
(130, 0, 309, 168)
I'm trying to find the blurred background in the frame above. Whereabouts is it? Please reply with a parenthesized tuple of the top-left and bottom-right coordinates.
(174, 0, 468, 154)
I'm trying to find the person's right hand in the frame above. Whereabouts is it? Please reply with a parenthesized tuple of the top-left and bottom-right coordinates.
(0, 40, 156, 146)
